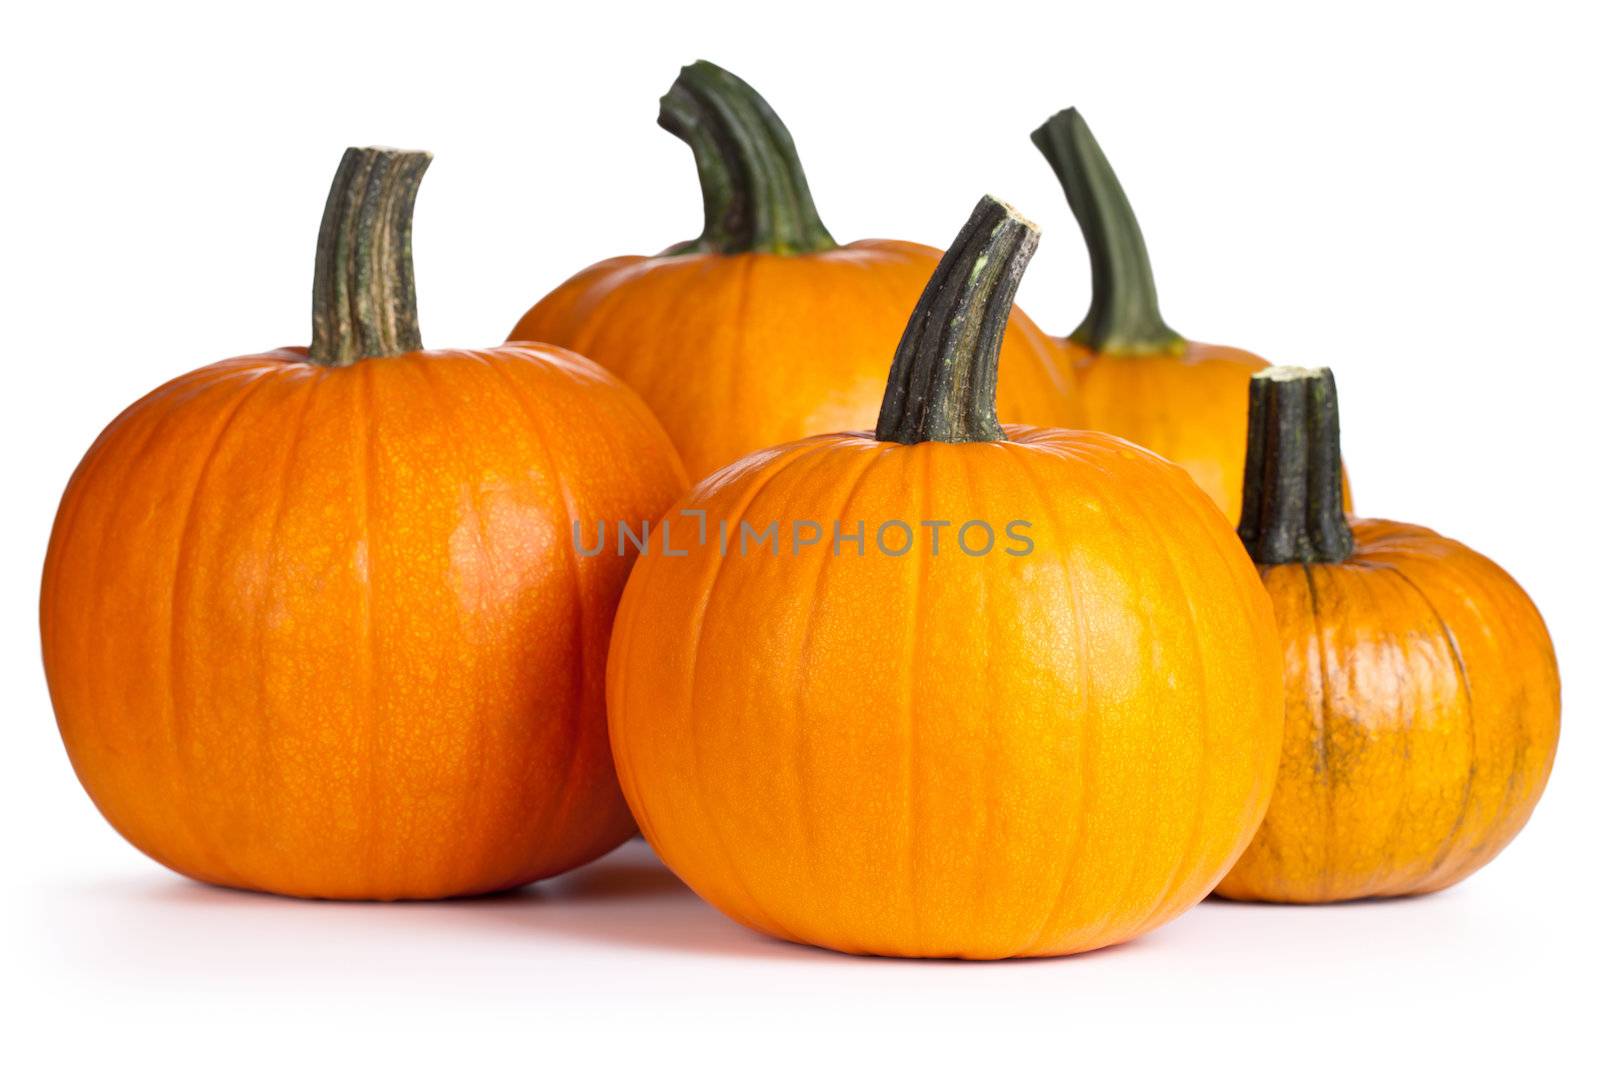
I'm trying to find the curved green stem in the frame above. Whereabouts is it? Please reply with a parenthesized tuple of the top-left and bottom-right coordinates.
(1031, 108, 1183, 356)
(875, 196, 1037, 445)
(309, 146, 432, 366)
(1237, 367, 1355, 564)
(658, 60, 835, 256)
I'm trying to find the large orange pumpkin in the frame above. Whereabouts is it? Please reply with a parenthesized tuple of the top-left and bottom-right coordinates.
(40, 148, 686, 899)
(1216, 367, 1559, 902)
(606, 197, 1284, 958)
(509, 61, 1078, 482)
(1031, 108, 1272, 519)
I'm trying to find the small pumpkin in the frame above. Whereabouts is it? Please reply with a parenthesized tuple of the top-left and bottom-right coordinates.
(1032, 108, 1274, 519)
(40, 148, 686, 899)
(607, 197, 1284, 958)
(1216, 367, 1559, 902)
(510, 61, 1078, 481)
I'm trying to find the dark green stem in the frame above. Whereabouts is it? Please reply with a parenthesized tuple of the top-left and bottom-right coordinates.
(1031, 108, 1183, 356)
(309, 147, 432, 366)
(1237, 367, 1355, 564)
(658, 60, 835, 256)
(875, 197, 1037, 445)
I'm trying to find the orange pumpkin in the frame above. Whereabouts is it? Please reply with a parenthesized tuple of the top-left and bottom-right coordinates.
(510, 61, 1078, 482)
(1032, 108, 1273, 519)
(40, 148, 686, 899)
(1216, 367, 1559, 902)
(606, 197, 1284, 958)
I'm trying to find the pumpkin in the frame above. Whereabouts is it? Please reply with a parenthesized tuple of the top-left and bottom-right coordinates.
(1031, 108, 1274, 519)
(1215, 368, 1559, 902)
(509, 61, 1078, 482)
(606, 196, 1284, 958)
(40, 148, 687, 900)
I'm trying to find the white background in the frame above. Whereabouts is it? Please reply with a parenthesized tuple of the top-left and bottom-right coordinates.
(4, 1, 1596, 1062)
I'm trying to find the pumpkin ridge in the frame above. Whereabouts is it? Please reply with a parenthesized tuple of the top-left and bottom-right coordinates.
(745, 438, 913, 955)
(66, 398, 178, 875)
(485, 346, 674, 880)
(954, 443, 1000, 944)
(1029, 451, 1150, 948)
(789, 441, 898, 944)
(44, 374, 210, 868)
(43, 367, 218, 703)
(86, 361, 272, 475)
(1366, 558, 1479, 890)
(553, 255, 672, 364)
(576, 268, 663, 406)
(515, 256, 654, 343)
(897, 445, 931, 953)
(469, 349, 598, 876)
(1151, 464, 1221, 926)
(847, 249, 947, 426)
(1080, 454, 1174, 943)
(538, 259, 655, 357)
(1467, 589, 1550, 884)
(167, 365, 281, 886)
(1381, 547, 1542, 892)
(727, 254, 759, 458)
(1113, 446, 1224, 934)
(1452, 556, 1551, 879)
(252, 370, 322, 873)
(1338, 564, 1419, 899)
(678, 439, 836, 943)
(1300, 561, 1340, 901)
(583, 257, 726, 472)
(1085, 447, 1212, 939)
(1140, 433, 1285, 913)
(1000, 445, 1098, 955)
(1458, 551, 1544, 837)
(411, 354, 506, 882)
(353, 361, 383, 893)
(1350, 531, 1536, 895)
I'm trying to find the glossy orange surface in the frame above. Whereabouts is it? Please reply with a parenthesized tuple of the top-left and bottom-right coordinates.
(1217, 519, 1561, 902)
(608, 427, 1283, 958)
(41, 344, 686, 899)
(510, 241, 1081, 482)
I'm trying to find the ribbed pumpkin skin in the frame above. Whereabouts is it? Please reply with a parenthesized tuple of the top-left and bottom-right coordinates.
(1217, 519, 1560, 902)
(41, 344, 686, 899)
(510, 241, 1081, 482)
(1065, 339, 1269, 519)
(608, 427, 1283, 958)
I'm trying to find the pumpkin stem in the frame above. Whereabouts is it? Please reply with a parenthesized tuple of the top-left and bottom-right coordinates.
(658, 60, 836, 256)
(1031, 109, 1184, 357)
(1237, 366, 1355, 564)
(875, 196, 1037, 445)
(309, 147, 432, 366)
